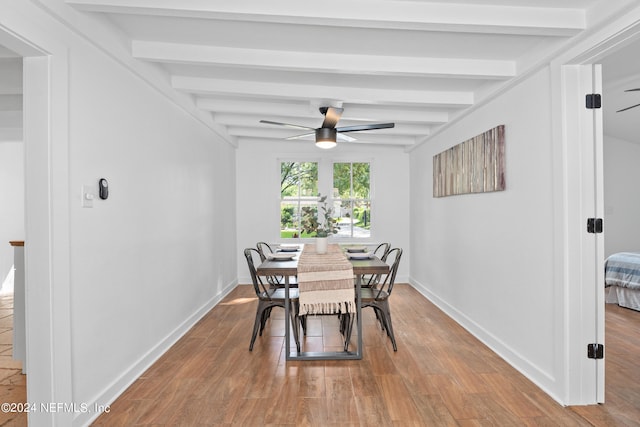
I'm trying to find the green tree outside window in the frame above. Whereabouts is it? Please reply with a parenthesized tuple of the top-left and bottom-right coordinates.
(333, 162, 371, 238)
(280, 162, 318, 238)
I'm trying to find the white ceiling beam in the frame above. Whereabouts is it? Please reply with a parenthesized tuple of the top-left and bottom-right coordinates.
(197, 98, 324, 118)
(237, 135, 413, 147)
(0, 128, 22, 142)
(133, 41, 516, 79)
(173, 76, 474, 107)
(229, 130, 363, 144)
(226, 126, 309, 139)
(0, 111, 22, 127)
(220, 117, 430, 136)
(227, 126, 420, 144)
(197, 98, 450, 124)
(67, 0, 585, 36)
(0, 94, 22, 111)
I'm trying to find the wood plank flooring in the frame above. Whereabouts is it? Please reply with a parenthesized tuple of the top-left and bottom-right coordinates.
(89, 284, 640, 426)
(0, 290, 26, 427)
(0, 285, 638, 426)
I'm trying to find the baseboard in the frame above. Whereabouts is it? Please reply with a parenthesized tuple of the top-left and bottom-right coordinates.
(408, 277, 564, 406)
(75, 279, 238, 427)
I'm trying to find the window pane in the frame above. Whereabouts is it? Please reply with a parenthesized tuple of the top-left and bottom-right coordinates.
(335, 200, 352, 238)
(333, 163, 351, 199)
(299, 162, 318, 196)
(353, 200, 371, 238)
(331, 162, 371, 239)
(281, 162, 317, 197)
(280, 201, 299, 238)
(280, 161, 318, 239)
(353, 163, 370, 199)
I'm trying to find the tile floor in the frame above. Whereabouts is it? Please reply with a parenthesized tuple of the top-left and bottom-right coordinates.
(0, 290, 27, 426)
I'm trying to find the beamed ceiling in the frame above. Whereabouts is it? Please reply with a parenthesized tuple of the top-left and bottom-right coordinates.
(3, 1, 640, 148)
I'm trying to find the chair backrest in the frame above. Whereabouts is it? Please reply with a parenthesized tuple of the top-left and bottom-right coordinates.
(256, 241, 274, 262)
(366, 242, 391, 287)
(256, 241, 285, 286)
(373, 242, 391, 261)
(244, 248, 270, 297)
(375, 248, 402, 299)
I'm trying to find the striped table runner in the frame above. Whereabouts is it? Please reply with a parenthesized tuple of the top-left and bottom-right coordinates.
(297, 243, 356, 315)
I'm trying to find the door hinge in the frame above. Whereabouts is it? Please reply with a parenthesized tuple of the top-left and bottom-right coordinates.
(586, 94, 602, 109)
(587, 218, 603, 233)
(587, 343, 604, 359)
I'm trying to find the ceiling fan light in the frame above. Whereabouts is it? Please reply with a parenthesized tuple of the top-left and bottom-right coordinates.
(315, 140, 337, 149)
(315, 128, 337, 149)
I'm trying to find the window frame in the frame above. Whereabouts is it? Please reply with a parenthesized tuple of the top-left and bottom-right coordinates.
(278, 157, 374, 242)
(332, 161, 372, 240)
(279, 160, 319, 239)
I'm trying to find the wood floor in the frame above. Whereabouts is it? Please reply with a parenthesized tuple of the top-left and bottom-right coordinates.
(89, 284, 640, 426)
(1, 285, 638, 426)
(0, 290, 26, 427)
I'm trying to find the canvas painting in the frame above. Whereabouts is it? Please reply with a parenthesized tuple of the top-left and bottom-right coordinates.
(433, 125, 505, 197)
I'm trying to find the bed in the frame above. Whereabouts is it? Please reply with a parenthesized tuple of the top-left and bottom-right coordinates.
(605, 252, 640, 311)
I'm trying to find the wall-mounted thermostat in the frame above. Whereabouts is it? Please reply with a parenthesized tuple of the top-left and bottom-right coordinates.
(99, 178, 109, 200)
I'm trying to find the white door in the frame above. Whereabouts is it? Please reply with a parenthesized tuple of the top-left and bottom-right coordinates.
(562, 63, 605, 404)
(583, 64, 606, 403)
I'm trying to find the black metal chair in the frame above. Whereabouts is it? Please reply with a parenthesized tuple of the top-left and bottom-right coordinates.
(363, 242, 391, 287)
(256, 241, 298, 287)
(244, 248, 304, 351)
(349, 247, 403, 351)
(255, 241, 274, 261)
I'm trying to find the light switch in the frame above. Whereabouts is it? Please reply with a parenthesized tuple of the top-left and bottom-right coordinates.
(82, 185, 94, 208)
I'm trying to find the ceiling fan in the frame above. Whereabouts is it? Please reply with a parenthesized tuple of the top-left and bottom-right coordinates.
(617, 88, 640, 112)
(259, 106, 395, 149)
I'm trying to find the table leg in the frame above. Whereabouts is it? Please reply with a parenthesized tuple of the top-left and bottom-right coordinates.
(356, 273, 363, 357)
(285, 274, 363, 361)
(284, 275, 292, 356)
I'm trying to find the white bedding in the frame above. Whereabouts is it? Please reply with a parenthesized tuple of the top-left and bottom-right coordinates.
(606, 285, 640, 311)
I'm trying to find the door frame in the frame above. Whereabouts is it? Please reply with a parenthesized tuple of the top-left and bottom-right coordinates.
(559, 64, 605, 404)
(554, 13, 640, 405)
(0, 22, 73, 426)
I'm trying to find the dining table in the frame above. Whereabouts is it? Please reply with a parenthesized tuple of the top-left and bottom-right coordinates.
(256, 243, 390, 361)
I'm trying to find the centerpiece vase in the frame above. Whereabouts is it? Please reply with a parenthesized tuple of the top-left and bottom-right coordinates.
(316, 236, 328, 254)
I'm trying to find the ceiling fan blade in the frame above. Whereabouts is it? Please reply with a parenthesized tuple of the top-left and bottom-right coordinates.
(285, 132, 315, 140)
(625, 88, 640, 92)
(259, 120, 315, 131)
(321, 107, 344, 129)
(616, 103, 640, 113)
(337, 133, 357, 142)
(336, 123, 395, 133)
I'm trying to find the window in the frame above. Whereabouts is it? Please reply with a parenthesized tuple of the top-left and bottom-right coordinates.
(333, 162, 371, 239)
(280, 160, 371, 239)
(280, 161, 317, 238)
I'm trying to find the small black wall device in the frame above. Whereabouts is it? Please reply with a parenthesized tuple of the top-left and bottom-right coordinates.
(99, 178, 109, 200)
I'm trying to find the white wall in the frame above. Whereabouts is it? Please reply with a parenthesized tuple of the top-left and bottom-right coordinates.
(67, 38, 237, 421)
(0, 141, 24, 291)
(1, 2, 237, 425)
(603, 135, 640, 256)
(236, 140, 410, 284)
(409, 67, 566, 401)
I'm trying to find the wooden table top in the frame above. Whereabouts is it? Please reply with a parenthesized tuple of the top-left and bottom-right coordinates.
(257, 248, 389, 276)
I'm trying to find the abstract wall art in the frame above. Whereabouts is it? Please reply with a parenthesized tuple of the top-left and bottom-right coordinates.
(433, 125, 505, 197)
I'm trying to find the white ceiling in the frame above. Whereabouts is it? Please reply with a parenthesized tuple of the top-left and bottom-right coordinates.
(0, 43, 22, 143)
(2, 0, 640, 147)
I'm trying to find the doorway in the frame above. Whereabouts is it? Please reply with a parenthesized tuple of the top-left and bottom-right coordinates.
(0, 44, 26, 426)
(0, 21, 75, 424)
(560, 21, 640, 407)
